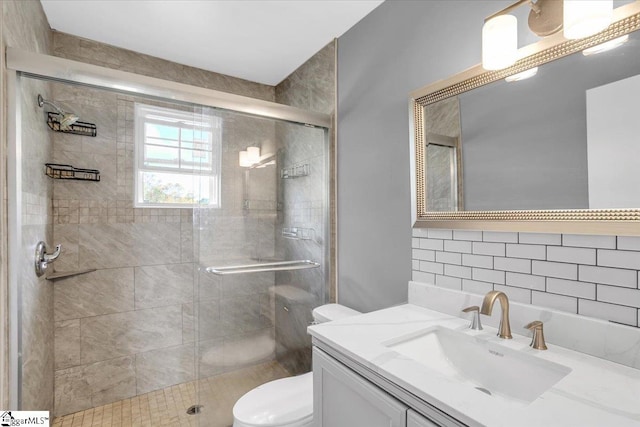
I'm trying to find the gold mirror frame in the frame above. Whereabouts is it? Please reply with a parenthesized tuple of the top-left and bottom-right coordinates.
(410, 2, 640, 235)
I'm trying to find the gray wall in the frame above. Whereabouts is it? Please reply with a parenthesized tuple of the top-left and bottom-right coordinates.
(337, 0, 509, 311)
(339, 0, 640, 329)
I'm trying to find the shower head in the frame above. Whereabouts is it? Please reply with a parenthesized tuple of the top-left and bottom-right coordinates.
(37, 94, 79, 130)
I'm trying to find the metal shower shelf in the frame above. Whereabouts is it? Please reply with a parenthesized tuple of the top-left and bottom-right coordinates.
(206, 259, 320, 275)
(45, 163, 100, 181)
(47, 112, 97, 137)
(281, 163, 309, 179)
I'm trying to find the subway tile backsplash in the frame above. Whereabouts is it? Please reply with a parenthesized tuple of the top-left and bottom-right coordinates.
(412, 229, 640, 327)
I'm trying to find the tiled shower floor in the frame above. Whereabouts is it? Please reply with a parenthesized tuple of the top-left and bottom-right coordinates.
(52, 361, 291, 427)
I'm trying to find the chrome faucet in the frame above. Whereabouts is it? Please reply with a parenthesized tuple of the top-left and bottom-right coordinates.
(480, 291, 512, 339)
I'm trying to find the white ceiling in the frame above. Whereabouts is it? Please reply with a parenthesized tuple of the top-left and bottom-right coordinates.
(40, 0, 383, 86)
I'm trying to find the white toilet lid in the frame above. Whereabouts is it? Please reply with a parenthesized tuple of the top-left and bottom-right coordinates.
(233, 372, 313, 426)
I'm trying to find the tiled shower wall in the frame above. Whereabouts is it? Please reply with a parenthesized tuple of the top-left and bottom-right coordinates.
(2, 0, 55, 412)
(412, 228, 640, 327)
(50, 84, 278, 416)
(46, 31, 281, 417)
(273, 41, 335, 374)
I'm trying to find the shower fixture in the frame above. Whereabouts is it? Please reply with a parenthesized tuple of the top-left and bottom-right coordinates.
(37, 94, 79, 130)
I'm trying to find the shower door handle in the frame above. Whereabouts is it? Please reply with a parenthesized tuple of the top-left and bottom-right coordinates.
(35, 241, 62, 277)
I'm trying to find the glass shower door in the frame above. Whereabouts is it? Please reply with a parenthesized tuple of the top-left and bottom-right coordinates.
(193, 109, 329, 426)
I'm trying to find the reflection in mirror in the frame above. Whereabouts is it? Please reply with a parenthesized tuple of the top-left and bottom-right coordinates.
(422, 29, 640, 212)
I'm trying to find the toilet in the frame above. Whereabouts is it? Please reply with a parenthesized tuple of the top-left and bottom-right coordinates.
(232, 303, 361, 427)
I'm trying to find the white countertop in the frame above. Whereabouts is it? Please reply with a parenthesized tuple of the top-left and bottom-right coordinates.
(308, 302, 640, 426)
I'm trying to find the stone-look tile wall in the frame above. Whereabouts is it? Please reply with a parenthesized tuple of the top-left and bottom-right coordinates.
(2, 0, 55, 412)
(413, 229, 640, 327)
(273, 41, 335, 374)
(52, 32, 275, 102)
(46, 32, 281, 416)
(50, 83, 278, 416)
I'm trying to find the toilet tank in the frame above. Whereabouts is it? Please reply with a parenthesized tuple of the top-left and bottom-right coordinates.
(312, 303, 361, 324)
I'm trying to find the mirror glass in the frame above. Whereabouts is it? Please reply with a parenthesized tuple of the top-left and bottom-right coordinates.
(423, 29, 640, 212)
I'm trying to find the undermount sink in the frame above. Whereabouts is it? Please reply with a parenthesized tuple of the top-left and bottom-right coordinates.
(385, 326, 571, 404)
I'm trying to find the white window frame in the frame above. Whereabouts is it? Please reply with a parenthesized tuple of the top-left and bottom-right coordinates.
(134, 103, 222, 208)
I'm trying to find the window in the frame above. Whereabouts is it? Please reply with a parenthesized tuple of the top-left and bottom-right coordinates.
(134, 103, 221, 208)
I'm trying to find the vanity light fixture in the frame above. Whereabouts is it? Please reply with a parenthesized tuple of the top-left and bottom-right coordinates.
(482, 0, 614, 70)
(563, 0, 613, 39)
(239, 146, 261, 167)
(482, 0, 563, 71)
(582, 34, 629, 56)
(505, 67, 538, 82)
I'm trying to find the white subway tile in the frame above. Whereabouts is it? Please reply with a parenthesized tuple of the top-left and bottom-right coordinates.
(412, 249, 435, 261)
(444, 264, 472, 279)
(597, 285, 640, 308)
(412, 238, 420, 249)
(413, 228, 428, 238)
(547, 246, 596, 265)
(472, 242, 505, 257)
(420, 261, 443, 275)
(462, 279, 494, 295)
(518, 232, 562, 245)
(472, 268, 505, 285)
(532, 261, 577, 280)
(412, 260, 420, 270)
(435, 275, 462, 290)
(461, 254, 493, 269)
(597, 249, 640, 270)
(412, 271, 435, 284)
(428, 229, 453, 239)
(546, 278, 596, 299)
(444, 240, 472, 254)
(562, 234, 616, 249)
(483, 231, 518, 243)
(618, 236, 640, 251)
(505, 272, 545, 291)
(436, 251, 462, 265)
(579, 265, 637, 288)
(506, 244, 546, 260)
(420, 238, 443, 251)
(532, 291, 578, 314)
(579, 299, 638, 326)
(494, 257, 531, 274)
(494, 284, 531, 304)
(453, 230, 482, 241)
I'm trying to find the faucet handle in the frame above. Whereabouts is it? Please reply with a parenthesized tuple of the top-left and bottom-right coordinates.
(525, 320, 547, 350)
(462, 306, 483, 330)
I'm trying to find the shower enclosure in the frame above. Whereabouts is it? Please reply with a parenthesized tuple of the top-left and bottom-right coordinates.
(7, 48, 331, 425)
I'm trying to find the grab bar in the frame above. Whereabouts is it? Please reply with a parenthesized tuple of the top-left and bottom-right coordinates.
(206, 259, 320, 275)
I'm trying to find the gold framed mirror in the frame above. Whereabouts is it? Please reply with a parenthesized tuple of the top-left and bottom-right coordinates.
(410, 1, 640, 235)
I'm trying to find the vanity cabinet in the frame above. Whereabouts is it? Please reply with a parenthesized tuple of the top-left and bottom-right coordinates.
(313, 347, 441, 427)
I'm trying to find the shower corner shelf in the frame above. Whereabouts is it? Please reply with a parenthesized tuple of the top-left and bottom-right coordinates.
(47, 268, 96, 281)
(282, 227, 315, 240)
(281, 163, 309, 179)
(47, 112, 97, 137)
(45, 163, 100, 182)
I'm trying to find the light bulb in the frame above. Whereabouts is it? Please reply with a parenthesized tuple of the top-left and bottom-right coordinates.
(505, 67, 538, 82)
(247, 146, 260, 165)
(239, 151, 251, 167)
(564, 0, 613, 40)
(582, 35, 629, 56)
(482, 14, 518, 71)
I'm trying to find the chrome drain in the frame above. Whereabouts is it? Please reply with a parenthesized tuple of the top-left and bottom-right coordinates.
(186, 405, 203, 415)
(475, 387, 492, 396)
